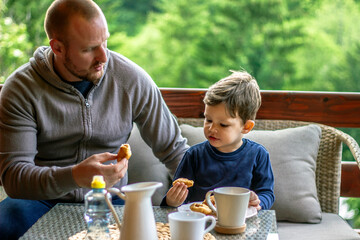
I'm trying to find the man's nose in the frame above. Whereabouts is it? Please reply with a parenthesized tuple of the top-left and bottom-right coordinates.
(96, 45, 107, 63)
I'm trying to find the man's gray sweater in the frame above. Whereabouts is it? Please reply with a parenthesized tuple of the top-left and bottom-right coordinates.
(0, 47, 187, 202)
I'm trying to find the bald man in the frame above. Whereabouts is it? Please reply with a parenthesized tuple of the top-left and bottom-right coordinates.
(0, 0, 188, 238)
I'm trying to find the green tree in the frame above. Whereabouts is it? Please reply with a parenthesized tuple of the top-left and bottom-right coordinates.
(97, 0, 160, 36)
(113, 0, 316, 89)
(0, 0, 32, 83)
(3, 0, 161, 50)
(346, 198, 360, 228)
(288, 0, 360, 92)
(334, 42, 360, 92)
(4, 0, 50, 49)
(1, 0, 160, 82)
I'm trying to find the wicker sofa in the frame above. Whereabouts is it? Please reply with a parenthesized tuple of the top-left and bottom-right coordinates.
(125, 118, 360, 240)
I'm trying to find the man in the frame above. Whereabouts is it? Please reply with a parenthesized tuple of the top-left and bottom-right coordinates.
(0, 0, 188, 238)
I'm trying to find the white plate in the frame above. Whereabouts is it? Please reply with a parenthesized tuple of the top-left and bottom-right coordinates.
(178, 202, 258, 219)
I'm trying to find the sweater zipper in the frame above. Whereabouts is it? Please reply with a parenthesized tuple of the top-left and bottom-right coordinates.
(85, 99, 90, 107)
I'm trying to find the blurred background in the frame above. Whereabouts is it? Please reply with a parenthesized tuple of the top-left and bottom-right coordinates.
(0, 0, 359, 227)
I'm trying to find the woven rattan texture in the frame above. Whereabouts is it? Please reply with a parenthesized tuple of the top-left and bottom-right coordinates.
(177, 118, 360, 214)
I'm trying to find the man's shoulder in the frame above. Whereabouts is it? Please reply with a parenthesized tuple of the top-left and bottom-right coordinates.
(106, 50, 154, 86)
(107, 50, 141, 72)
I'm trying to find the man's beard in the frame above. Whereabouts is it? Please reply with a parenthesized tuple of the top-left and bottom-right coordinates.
(64, 54, 103, 82)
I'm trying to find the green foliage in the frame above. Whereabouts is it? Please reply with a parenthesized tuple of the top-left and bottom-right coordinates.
(340, 128, 360, 162)
(113, 0, 313, 88)
(346, 198, 360, 228)
(4, 0, 50, 48)
(335, 42, 360, 91)
(2, 0, 360, 91)
(97, 0, 160, 36)
(288, 0, 360, 92)
(0, 1, 32, 83)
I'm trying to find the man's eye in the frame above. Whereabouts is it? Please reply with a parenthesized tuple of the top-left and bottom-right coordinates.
(220, 124, 228, 127)
(206, 119, 212, 123)
(83, 47, 93, 52)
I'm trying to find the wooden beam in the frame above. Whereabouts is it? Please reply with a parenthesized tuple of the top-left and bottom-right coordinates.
(341, 162, 360, 198)
(1, 85, 359, 127)
(259, 91, 360, 128)
(160, 88, 360, 128)
(160, 88, 206, 118)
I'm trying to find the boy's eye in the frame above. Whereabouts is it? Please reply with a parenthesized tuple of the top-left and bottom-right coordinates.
(205, 119, 212, 123)
(220, 124, 228, 127)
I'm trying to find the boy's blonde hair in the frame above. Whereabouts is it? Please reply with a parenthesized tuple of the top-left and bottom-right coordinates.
(203, 71, 261, 123)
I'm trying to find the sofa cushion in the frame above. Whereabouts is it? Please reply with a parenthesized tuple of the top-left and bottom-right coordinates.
(277, 213, 360, 240)
(180, 124, 322, 223)
(127, 124, 172, 205)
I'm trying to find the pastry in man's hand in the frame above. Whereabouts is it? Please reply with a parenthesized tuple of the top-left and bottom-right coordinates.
(172, 178, 194, 188)
(117, 143, 132, 161)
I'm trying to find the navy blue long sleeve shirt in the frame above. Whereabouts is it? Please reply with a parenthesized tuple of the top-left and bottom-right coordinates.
(161, 139, 275, 210)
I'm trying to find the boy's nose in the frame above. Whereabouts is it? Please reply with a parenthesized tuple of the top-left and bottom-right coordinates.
(209, 124, 217, 133)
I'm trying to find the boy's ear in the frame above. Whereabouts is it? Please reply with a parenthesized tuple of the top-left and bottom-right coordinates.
(242, 120, 255, 134)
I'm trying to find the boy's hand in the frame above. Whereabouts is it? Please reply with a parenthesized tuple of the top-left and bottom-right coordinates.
(249, 191, 261, 211)
(166, 182, 189, 207)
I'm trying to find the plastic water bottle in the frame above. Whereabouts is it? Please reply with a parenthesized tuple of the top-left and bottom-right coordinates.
(84, 175, 111, 240)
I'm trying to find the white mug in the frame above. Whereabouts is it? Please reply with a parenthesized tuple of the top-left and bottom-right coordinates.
(168, 211, 216, 240)
(206, 186, 250, 227)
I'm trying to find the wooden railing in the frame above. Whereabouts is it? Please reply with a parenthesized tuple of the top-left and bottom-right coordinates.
(160, 88, 360, 198)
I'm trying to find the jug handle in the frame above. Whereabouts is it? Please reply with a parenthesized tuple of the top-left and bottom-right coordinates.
(105, 187, 126, 235)
(107, 187, 126, 200)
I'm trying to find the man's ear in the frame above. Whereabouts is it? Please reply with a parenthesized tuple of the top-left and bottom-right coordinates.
(242, 120, 255, 134)
(50, 39, 65, 56)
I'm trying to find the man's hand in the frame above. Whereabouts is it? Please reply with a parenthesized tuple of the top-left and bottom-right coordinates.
(166, 182, 189, 207)
(72, 152, 128, 188)
(249, 190, 261, 211)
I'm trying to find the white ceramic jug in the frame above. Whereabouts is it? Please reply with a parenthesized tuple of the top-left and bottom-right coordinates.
(108, 182, 163, 240)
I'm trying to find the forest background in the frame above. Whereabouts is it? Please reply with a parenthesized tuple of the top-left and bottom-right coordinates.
(1, 0, 360, 227)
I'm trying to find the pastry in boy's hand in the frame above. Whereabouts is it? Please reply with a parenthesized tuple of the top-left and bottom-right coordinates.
(172, 178, 194, 188)
(117, 143, 132, 161)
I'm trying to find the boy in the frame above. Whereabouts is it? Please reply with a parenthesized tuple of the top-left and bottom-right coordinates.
(161, 71, 274, 210)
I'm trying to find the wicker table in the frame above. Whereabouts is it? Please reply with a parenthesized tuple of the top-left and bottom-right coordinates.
(20, 203, 278, 240)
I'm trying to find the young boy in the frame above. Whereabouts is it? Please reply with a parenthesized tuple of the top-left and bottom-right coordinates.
(161, 71, 274, 210)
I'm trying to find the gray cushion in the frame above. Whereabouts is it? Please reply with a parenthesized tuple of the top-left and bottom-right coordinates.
(277, 213, 360, 240)
(127, 125, 172, 205)
(180, 124, 322, 223)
